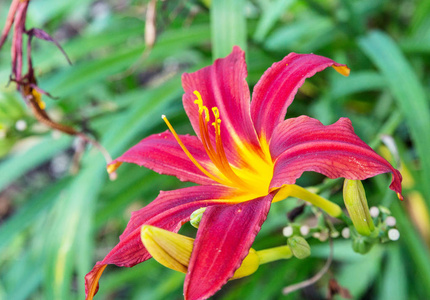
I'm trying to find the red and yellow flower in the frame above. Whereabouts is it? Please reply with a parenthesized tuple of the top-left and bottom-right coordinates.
(85, 47, 402, 300)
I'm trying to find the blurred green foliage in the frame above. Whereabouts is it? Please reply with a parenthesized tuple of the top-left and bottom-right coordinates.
(1, 0, 430, 299)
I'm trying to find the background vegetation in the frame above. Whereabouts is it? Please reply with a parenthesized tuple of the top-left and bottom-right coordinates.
(1, 0, 430, 299)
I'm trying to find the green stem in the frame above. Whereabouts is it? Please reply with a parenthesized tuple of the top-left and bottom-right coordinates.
(257, 245, 292, 265)
(286, 185, 342, 217)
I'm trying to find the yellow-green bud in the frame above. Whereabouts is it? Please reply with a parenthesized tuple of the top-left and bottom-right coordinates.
(141, 225, 295, 280)
(287, 236, 311, 259)
(140, 225, 261, 279)
(231, 248, 260, 279)
(141, 225, 193, 273)
(190, 207, 206, 228)
(343, 179, 375, 236)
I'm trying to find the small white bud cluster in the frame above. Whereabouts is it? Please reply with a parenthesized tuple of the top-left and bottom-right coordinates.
(282, 226, 294, 237)
(299, 225, 310, 236)
(15, 119, 27, 131)
(341, 227, 350, 239)
(388, 228, 400, 241)
(369, 206, 380, 218)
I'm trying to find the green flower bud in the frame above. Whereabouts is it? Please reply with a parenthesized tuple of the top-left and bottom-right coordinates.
(190, 207, 206, 228)
(343, 179, 375, 236)
(287, 236, 311, 259)
(352, 234, 374, 254)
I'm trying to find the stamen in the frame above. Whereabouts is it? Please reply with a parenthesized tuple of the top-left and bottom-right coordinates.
(161, 115, 225, 184)
(212, 107, 219, 119)
(192, 92, 248, 188)
(193, 91, 209, 122)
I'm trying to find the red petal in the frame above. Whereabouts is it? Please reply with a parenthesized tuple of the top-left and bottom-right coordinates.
(85, 185, 240, 299)
(184, 193, 274, 300)
(269, 116, 402, 196)
(251, 53, 349, 142)
(182, 46, 262, 167)
(109, 131, 215, 185)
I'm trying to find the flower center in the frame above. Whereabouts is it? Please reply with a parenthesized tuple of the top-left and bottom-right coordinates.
(162, 91, 274, 197)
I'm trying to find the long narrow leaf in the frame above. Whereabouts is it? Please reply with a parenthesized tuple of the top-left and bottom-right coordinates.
(359, 31, 430, 203)
(211, 0, 247, 59)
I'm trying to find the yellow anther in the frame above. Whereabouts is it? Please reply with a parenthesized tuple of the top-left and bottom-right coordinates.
(161, 114, 224, 184)
(193, 91, 209, 122)
(212, 107, 219, 119)
(202, 106, 210, 122)
(211, 119, 221, 127)
(193, 91, 203, 106)
(212, 119, 221, 135)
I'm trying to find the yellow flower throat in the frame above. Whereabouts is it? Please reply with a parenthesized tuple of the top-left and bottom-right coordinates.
(162, 91, 274, 197)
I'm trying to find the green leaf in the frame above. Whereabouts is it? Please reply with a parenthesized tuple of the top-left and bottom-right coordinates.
(253, 0, 296, 43)
(0, 178, 69, 253)
(44, 159, 105, 300)
(337, 246, 384, 298)
(265, 15, 334, 53)
(0, 135, 72, 191)
(377, 246, 407, 300)
(359, 31, 430, 203)
(211, 0, 247, 59)
(331, 71, 386, 98)
(391, 201, 430, 296)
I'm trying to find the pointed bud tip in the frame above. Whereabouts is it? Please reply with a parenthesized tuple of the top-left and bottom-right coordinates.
(141, 225, 152, 234)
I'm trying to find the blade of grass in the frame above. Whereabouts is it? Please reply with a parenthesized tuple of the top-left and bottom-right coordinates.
(391, 200, 430, 295)
(44, 159, 105, 300)
(211, 0, 247, 59)
(253, 0, 295, 43)
(0, 135, 72, 191)
(0, 178, 69, 253)
(359, 31, 430, 204)
(377, 245, 407, 300)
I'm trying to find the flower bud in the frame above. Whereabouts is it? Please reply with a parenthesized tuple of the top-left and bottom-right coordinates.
(140, 225, 261, 279)
(190, 207, 206, 228)
(287, 236, 311, 259)
(231, 248, 260, 279)
(388, 228, 400, 241)
(351, 234, 374, 254)
(343, 179, 375, 236)
(141, 225, 193, 273)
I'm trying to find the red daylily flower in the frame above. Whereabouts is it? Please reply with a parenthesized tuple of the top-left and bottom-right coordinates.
(85, 47, 402, 300)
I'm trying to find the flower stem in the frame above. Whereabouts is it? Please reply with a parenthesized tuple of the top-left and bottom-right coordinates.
(275, 184, 342, 217)
(257, 245, 292, 265)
